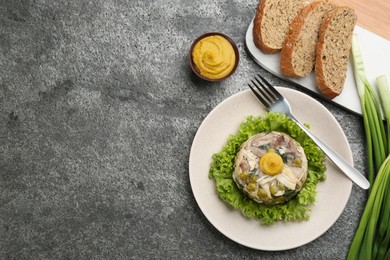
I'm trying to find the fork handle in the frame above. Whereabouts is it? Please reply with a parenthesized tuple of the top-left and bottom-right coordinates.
(289, 115, 370, 190)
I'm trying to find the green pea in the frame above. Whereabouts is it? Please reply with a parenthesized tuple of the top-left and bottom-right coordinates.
(240, 172, 248, 181)
(293, 158, 302, 167)
(257, 188, 267, 198)
(247, 183, 257, 192)
(249, 176, 257, 183)
(270, 185, 279, 195)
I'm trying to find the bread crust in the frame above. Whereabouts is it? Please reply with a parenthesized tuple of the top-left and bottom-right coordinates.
(315, 6, 356, 99)
(253, 0, 279, 54)
(280, 1, 323, 77)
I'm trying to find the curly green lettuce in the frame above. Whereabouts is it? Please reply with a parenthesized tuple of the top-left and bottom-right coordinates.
(208, 112, 326, 225)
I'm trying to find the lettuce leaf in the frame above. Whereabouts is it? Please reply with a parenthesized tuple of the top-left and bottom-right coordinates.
(208, 112, 326, 225)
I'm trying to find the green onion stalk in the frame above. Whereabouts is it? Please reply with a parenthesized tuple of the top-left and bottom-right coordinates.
(377, 75, 390, 153)
(347, 34, 390, 260)
(351, 34, 387, 185)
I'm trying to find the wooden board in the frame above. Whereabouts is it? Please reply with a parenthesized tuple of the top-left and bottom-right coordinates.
(335, 0, 390, 40)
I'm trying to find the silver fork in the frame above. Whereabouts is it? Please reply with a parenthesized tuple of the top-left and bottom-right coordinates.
(248, 74, 370, 190)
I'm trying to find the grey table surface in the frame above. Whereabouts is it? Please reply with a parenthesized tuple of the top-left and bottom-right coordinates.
(0, 0, 368, 259)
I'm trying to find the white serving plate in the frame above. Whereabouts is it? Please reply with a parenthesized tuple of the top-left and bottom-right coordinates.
(245, 19, 390, 115)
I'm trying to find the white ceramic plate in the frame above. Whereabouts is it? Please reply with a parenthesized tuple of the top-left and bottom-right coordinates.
(189, 87, 353, 251)
(246, 19, 390, 116)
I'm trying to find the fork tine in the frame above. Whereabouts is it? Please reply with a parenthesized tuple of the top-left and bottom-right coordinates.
(253, 76, 276, 103)
(248, 82, 270, 107)
(257, 74, 282, 100)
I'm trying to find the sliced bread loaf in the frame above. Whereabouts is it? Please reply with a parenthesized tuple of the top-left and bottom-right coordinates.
(253, 0, 307, 54)
(315, 6, 357, 99)
(280, 1, 336, 77)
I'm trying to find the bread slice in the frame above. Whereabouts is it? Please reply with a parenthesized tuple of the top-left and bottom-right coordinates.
(315, 6, 357, 99)
(280, 1, 336, 77)
(253, 0, 306, 54)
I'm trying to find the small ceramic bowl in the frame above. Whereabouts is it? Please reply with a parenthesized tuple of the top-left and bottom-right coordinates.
(189, 32, 239, 82)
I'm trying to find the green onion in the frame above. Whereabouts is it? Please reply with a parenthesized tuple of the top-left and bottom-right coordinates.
(373, 75, 390, 260)
(351, 34, 387, 185)
(347, 34, 390, 260)
(377, 75, 390, 153)
(347, 156, 390, 260)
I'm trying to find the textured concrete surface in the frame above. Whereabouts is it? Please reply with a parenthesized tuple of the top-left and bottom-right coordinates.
(0, 0, 367, 259)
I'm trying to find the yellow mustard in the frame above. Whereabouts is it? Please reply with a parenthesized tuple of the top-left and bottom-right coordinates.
(259, 152, 284, 176)
(192, 35, 236, 79)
